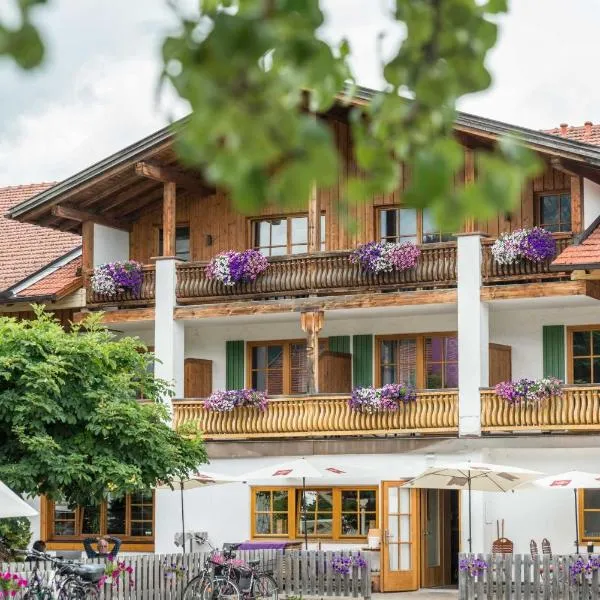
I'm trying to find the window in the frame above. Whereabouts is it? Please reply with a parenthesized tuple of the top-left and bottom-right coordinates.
(158, 225, 191, 261)
(45, 492, 154, 544)
(378, 207, 454, 244)
(537, 193, 571, 233)
(252, 215, 326, 256)
(569, 327, 600, 384)
(252, 487, 378, 540)
(377, 333, 458, 389)
(580, 489, 600, 541)
(248, 340, 327, 395)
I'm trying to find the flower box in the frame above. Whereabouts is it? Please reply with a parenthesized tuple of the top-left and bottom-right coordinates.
(91, 261, 143, 296)
(349, 241, 420, 275)
(491, 227, 557, 265)
(205, 250, 268, 286)
(349, 384, 416, 413)
(494, 377, 562, 405)
(204, 389, 268, 412)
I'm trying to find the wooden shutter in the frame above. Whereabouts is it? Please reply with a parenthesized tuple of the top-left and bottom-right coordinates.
(488, 344, 512, 386)
(226, 341, 244, 390)
(329, 336, 350, 354)
(543, 325, 565, 381)
(319, 351, 352, 393)
(184, 359, 212, 398)
(352, 334, 373, 387)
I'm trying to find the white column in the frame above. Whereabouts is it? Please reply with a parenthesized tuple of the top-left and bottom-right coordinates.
(457, 233, 489, 438)
(154, 258, 184, 401)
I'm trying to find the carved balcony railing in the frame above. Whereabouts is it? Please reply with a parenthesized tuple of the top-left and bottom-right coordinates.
(481, 233, 573, 285)
(85, 265, 156, 307)
(172, 391, 459, 440)
(176, 244, 457, 303)
(481, 386, 600, 432)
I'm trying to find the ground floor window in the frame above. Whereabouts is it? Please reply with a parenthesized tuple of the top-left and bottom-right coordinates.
(580, 489, 600, 541)
(43, 491, 154, 548)
(568, 326, 600, 384)
(251, 486, 377, 540)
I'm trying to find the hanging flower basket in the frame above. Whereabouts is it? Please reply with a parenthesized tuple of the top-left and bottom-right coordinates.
(204, 389, 268, 412)
(205, 250, 269, 286)
(349, 241, 420, 275)
(349, 384, 416, 413)
(91, 261, 143, 296)
(494, 377, 562, 405)
(491, 227, 557, 265)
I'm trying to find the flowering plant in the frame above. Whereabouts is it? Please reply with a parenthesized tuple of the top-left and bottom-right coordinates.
(330, 554, 368, 576)
(210, 554, 248, 568)
(349, 242, 420, 275)
(569, 556, 600, 582)
(204, 389, 268, 412)
(491, 227, 556, 265)
(98, 557, 134, 588)
(494, 377, 562, 405)
(91, 261, 143, 296)
(206, 250, 269, 286)
(349, 384, 416, 413)
(459, 557, 488, 577)
(162, 559, 187, 580)
(0, 571, 27, 597)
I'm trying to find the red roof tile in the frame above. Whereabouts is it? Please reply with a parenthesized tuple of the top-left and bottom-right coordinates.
(16, 256, 82, 298)
(552, 222, 600, 268)
(542, 122, 600, 146)
(0, 183, 80, 292)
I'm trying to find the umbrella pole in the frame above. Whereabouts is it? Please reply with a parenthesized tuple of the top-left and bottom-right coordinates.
(303, 477, 308, 551)
(468, 475, 472, 554)
(180, 481, 186, 555)
(574, 488, 579, 553)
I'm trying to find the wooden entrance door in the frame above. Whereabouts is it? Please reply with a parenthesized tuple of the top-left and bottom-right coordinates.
(420, 489, 451, 588)
(381, 482, 419, 591)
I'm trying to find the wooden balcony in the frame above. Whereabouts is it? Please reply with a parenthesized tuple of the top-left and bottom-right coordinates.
(176, 244, 457, 303)
(481, 386, 600, 432)
(481, 233, 572, 285)
(85, 265, 156, 307)
(172, 391, 459, 440)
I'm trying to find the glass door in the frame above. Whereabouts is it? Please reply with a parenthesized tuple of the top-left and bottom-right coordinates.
(381, 482, 419, 591)
(421, 489, 452, 588)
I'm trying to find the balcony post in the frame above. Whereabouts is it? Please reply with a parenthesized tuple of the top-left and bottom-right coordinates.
(300, 310, 324, 394)
(457, 232, 488, 437)
(162, 181, 177, 257)
(307, 183, 321, 253)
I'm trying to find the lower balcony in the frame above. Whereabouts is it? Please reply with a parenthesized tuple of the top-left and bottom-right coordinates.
(481, 385, 600, 432)
(85, 265, 156, 307)
(172, 391, 459, 440)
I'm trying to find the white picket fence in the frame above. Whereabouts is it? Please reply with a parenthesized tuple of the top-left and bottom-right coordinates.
(0, 550, 371, 599)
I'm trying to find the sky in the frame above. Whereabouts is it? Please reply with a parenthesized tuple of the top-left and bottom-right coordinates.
(1, 0, 600, 186)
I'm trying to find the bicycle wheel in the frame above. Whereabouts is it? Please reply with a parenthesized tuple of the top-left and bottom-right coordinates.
(183, 573, 208, 600)
(203, 576, 240, 600)
(252, 574, 278, 600)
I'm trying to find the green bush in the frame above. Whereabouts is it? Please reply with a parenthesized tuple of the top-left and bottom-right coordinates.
(0, 518, 32, 562)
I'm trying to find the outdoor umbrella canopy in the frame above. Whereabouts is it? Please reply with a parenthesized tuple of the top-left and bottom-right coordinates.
(402, 461, 542, 552)
(158, 471, 242, 553)
(239, 458, 367, 549)
(0, 481, 37, 518)
(531, 470, 600, 551)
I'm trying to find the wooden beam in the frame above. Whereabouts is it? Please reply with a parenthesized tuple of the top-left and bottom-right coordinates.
(135, 161, 208, 192)
(571, 175, 584, 233)
(101, 179, 160, 213)
(480, 281, 593, 301)
(174, 289, 457, 320)
(52, 205, 130, 231)
(571, 270, 600, 281)
(462, 148, 477, 233)
(112, 189, 163, 218)
(300, 310, 324, 394)
(73, 308, 155, 324)
(162, 182, 177, 257)
(81, 221, 94, 287)
(307, 183, 321, 253)
(550, 157, 580, 177)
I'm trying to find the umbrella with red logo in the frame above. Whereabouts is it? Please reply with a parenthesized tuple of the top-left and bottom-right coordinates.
(239, 458, 361, 549)
(533, 470, 600, 551)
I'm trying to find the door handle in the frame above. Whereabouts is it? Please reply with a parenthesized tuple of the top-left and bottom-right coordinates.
(384, 529, 391, 545)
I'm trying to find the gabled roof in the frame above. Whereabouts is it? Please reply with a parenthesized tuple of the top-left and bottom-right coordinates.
(543, 122, 600, 147)
(0, 184, 81, 298)
(551, 214, 600, 271)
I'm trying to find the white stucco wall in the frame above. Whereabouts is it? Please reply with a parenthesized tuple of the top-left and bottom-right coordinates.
(584, 178, 600, 229)
(93, 224, 129, 266)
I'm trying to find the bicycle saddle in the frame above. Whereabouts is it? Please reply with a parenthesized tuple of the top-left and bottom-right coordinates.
(248, 559, 260, 567)
(74, 565, 106, 583)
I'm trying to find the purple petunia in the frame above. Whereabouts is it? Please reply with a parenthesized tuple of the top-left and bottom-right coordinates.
(349, 384, 416, 413)
(350, 241, 420, 275)
(459, 557, 488, 577)
(330, 554, 368, 576)
(204, 389, 268, 412)
(206, 250, 269, 286)
(491, 227, 556, 265)
(91, 261, 143, 296)
(494, 377, 562, 405)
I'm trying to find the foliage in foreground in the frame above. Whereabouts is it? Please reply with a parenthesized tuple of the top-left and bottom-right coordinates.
(3, 1, 540, 231)
(0, 308, 207, 507)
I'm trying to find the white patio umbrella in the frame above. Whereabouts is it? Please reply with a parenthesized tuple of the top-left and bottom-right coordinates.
(0, 481, 37, 518)
(158, 470, 241, 553)
(532, 470, 600, 552)
(239, 457, 367, 549)
(401, 461, 542, 553)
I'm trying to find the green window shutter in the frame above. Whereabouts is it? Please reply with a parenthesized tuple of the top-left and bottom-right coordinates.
(226, 341, 244, 390)
(543, 325, 565, 381)
(352, 335, 373, 387)
(329, 336, 350, 354)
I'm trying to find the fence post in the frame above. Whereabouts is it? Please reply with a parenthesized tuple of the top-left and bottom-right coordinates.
(458, 553, 467, 600)
(514, 554, 522, 600)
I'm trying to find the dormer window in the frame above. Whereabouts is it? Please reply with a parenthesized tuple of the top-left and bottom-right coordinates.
(537, 193, 571, 232)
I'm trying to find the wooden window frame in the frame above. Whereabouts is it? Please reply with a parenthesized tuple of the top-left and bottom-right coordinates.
(535, 190, 572, 233)
(250, 485, 378, 541)
(155, 223, 191, 261)
(246, 338, 329, 396)
(249, 213, 326, 256)
(567, 325, 600, 384)
(376, 206, 455, 245)
(375, 332, 458, 389)
(41, 492, 155, 551)
(578, 489, 600, 543)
